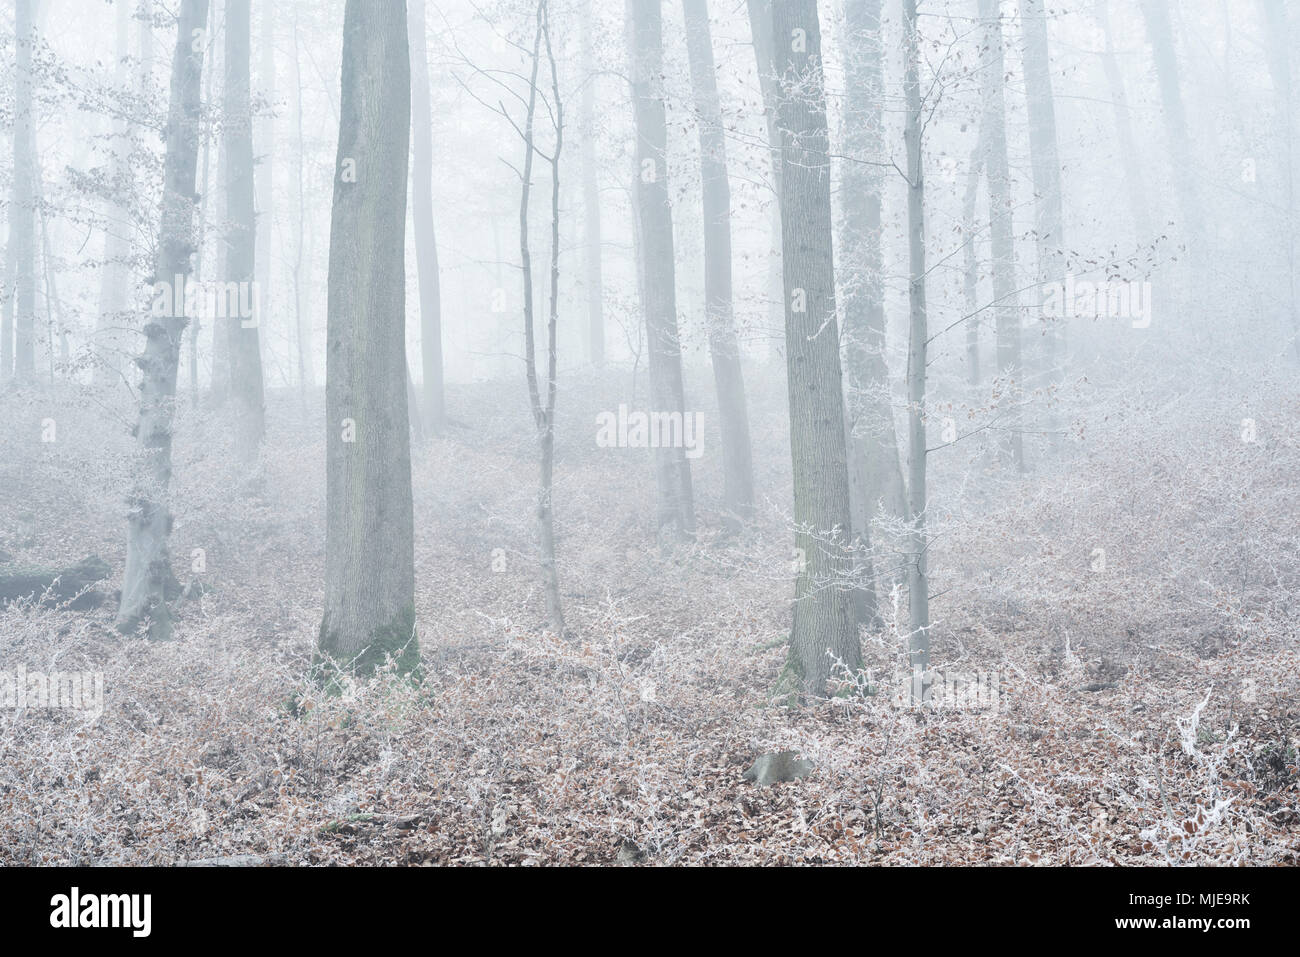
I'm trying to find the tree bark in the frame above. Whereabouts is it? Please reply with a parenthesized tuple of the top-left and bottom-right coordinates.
(772, 0, 862, 697)
(116, 0, 211, 639)
(224, 0, 265, 462)
(683, 0, 755, 527)
(318, 0, 417, 678)
(627, 0, 695, 540)
(978, 0, 1024, 472)
(580, 0, 604, 366)
(903, 0, 930, 700)
(11, 0, 37, 381)
(408, 0, 445, 433)
(841, 0, 907, 524)
(1019, 0, 1065, 453)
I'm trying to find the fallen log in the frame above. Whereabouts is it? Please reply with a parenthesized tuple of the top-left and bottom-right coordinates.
(0, 555, 111, 608)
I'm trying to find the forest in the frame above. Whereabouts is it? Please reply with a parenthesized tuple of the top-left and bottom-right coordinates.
(0, 0, 1297, 868)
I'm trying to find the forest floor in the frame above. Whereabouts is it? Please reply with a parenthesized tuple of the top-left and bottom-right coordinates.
(1, 363, 1298, 865)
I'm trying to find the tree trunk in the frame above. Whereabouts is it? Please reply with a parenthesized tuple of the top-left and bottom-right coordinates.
(1138, 0, 1205, 271)
(962, 120, 987, 389)
(1097, 0, 1154, 247)
(1019, 0, 1065, 453)
(224, 0, 265, 462)
(11, 0, 37, 381)
(745, 0, 785, 362)
(903, 0, 930, 701)
(408, 0, 445, 433)
(116, 0, 211, 639)
(256, 0, 274, 387)
(978, 0, 1024, 472)
(318, 0, 417, 678)
(580, 0, 604, 366)
(772, 0, 862, 697)
(290, 6, 314, 393)
(93, 0, 135, 390)
(683, 0, 755, 527)
(627, 0, 695, 540)
(841, 0, 907, 524)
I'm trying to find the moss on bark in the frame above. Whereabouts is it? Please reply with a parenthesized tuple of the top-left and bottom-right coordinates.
(314, 603, 420, 692)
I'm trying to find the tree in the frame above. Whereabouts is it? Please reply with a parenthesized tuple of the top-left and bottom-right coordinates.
(841, 0, 907, 523)
(902, 0, 930, 700)
(1138, 0, 1205, 273)
(223, 0, 265, 462)
(1019, 0, 1065, 450)
(517, 0, 566, 633)
(978, 0, 1024, 471)
(1096, 0, 1153, 247)
(682, 0, 755, 526)
(10, 0, 38, 380)
(627, 0, 694, 540)
(317, 0, 418, 678)
(116, 0, 212, 639)
(579, 0, 604, 366)
(772, 0, 862, 696)
(409, 0, 445, 432)
(93, 0, 136, 390)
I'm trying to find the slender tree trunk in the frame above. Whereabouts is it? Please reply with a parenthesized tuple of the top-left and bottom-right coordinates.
(94, 0, 135, 389)
(683, 0, 755, 526)
(408, 0, 445, 433)
(318, 0, 417, 678)
(902, 0, 930, 701)
(580, 0, 604, 366)
(745, 0, 785, 361)
(842, 0, 907, 524)
(256, 0, 274, 384)
(1019, 0, 1065, 453)
(224, 0, 265, 462)
(1260, 0, 1300, 360)
(1138, 0, 1205, 272)
(520, 0, 566, 633)
(191, 2, 215, 407)
(11, 0, 37, 381)
(1097, 0, 1153, 246)
(627, 0, 695, 540)
(116, 0, 211, 639)
(978, 0, 1023, 472)
(962, 120, 987, 388)
(290, 7, 313, 394)
(772, 0, 862, 697)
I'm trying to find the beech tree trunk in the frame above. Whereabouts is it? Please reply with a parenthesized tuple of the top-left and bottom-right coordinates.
(116, 0, 211, 639)
(318, 0, 418, 678)
(683, 0, 755, 526)
(841, 0, 907, 523)
(580, 0, 604, 366)
(627, 0, 695, 540)
(978, 0, 1024, 472)
(11, 0, 37, 381)
(409, 0, 445, 432)
(903, 0, 930, 700)
(224, 0, 265, 462)
(772, 0, 862, 697)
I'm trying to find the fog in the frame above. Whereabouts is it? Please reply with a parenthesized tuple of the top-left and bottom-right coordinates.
(0, 0, 1296, 868)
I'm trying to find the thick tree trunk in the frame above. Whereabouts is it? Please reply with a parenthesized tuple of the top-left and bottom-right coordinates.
(683, 0, 755, 527)
(408, 0, 445, 433)
(978, 0, 1024, 472)
(318, 0, 417, 678)
(11, 0, 37, 381)
(772, 0, 862, 697)
(841, 0, 907, 524)
(580, 0, 604, 366)
(224, 0, 265, 462)
(1019, 0, 1065, 453)
(902, 0, 930, 701)
(627, 0, 695, 540)
(116, 0, 211, 639)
